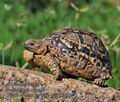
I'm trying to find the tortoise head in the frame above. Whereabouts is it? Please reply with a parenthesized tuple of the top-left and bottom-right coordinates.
(24, 39, 48, 55)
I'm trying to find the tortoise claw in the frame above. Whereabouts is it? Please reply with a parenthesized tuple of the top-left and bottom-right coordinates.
(93, 78, 107, 87)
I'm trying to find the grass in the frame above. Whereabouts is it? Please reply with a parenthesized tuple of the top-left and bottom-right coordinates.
(0, 0, 120, 89)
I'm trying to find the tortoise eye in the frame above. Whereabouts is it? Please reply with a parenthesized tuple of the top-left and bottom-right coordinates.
(30, 42, 34, 46)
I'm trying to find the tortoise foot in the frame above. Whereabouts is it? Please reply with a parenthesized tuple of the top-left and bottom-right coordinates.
(93, 78, 107, 87)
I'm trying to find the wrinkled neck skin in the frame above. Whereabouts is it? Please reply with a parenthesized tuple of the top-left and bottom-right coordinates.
(35, 39, 50, 55)
(36, 45, 47, 55)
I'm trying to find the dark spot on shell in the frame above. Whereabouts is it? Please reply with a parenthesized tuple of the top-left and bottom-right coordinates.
(81, 47, 90, 55)
(96, 62, 100, 66)
(77, 33, 84, 44)
(74, 61, 79, 67)
(90, 53, 96, 57)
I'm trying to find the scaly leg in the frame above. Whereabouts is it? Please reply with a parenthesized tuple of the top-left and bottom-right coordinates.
(34, 53, 63, 80)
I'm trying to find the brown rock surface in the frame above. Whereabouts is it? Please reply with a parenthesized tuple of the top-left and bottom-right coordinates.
(0, 64, 119, 102)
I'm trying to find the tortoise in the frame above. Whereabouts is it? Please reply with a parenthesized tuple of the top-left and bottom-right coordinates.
(23, 28, 112, 86)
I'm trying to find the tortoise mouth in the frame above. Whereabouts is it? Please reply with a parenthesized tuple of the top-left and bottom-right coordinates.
(24, 44, 37, 53)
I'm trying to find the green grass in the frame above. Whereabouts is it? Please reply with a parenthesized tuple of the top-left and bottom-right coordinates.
(0, 0, 120, 89)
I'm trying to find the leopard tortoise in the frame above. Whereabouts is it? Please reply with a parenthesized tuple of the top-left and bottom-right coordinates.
(23, 28, 112, 86)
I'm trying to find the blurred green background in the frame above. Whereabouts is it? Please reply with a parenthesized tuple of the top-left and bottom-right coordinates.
(0, 0, 120, 89)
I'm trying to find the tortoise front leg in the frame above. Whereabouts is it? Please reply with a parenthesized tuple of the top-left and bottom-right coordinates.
(34, 53, 63, 80)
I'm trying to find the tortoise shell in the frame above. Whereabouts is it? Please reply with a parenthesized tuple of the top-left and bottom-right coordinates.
(47, 28, 112, 79)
